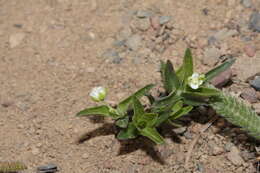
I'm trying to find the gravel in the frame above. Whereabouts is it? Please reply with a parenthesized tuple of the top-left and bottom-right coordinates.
(159, 16, 171, 25)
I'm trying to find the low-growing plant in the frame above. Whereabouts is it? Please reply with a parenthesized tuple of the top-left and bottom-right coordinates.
(76, 48, 260, 144)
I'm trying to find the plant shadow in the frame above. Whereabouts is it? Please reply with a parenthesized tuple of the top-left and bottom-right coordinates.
(76, 123, 183, 165)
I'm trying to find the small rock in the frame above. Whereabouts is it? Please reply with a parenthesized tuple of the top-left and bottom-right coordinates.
(125, 34, 142, 51)
(9, 33, 26, 48)
(202, 47, 222, 66)
(159, 16, 171, 25)
(112, 56, 123, 64)
(82, 153, 88, 159)
(227, 146, 244, 166)
(136, 10, 153, 18)
(173, 127, 187, 134)
(250, 76, 260, 91)
(197, 163, 205, 172)
(150, 16, 160, 30)
(253, 103, 260, 114)
(208, 141, 224, 156)
(249, 12, 260, 32)
(244, 44, 256, 57)
(224, 142, 234, 152)
(183, 131, 193, 139)
(37, 164, 58, 173)
(134, 18, 151, 31)
(240, 151, 255, 161)
(213, 28, 238, 41)
(117, 27, 132, 40)
(240, 88, 258, 103)
(211, 69, 232, 88)
(241, 0, 252, 8)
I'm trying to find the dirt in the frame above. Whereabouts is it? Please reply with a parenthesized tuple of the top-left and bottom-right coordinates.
(1, 0, 260, 172)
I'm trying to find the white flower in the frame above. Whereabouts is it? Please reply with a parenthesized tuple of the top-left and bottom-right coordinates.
(89, 86, 107, 102)
(188, 73, 205, 89)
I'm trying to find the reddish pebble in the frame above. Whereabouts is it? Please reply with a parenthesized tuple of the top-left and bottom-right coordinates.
(211, 69, 232, 88)
(244, 44, 256, 57)
(150, 16, 160, 30)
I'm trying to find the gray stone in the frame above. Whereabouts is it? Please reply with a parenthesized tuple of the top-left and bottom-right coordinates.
(250, 76, 260, 91)
(136, 10, 153, 18)
(210, 69, 232, 88)
(249, 12, 260, 32)
(213, 28, 238, 41)
(240, 88, 258, 103)
(125, 34, 142, 51)
(173, 127, 187, 135)
(134, 18, 151, 31)
(37, 164, 58, 173)
(227, 146, 244, 166)
(202, 47, 222, 66)
(159, 16, 171, 25)
(241, 0, 252, 8)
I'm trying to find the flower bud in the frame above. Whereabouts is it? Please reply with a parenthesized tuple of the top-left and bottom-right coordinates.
(89, 86, 107, 102)
(188, 73, 205, 89)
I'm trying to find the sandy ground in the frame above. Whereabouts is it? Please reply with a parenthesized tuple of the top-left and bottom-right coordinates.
(1, 0, 260, 172)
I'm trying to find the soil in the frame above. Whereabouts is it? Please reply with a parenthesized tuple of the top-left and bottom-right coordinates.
(1, 0, 260, 172)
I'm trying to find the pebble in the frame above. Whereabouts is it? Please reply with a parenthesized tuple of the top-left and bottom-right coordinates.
(249, 12, 260, 32)
(82, 153, 88, 159)
(227, 146, 244, 166)
(183, 131, 193, 139)
(125, 34, 142, 51)
(241, 0, 252, 8)
(37, 164, 58, 173)
(150, 16, 160, 29)
(253, 103, 260, 114)
(244, 44, 256, 57)
(250, 76, 260, 91)
(134, 18, 151, 31)
(202, 47, 222, 66)
(213, 28, 238, 41)
(136, 10, 153, 18)
(240, 88, 258, 103)
(240, 151, 255, 161)
(9, 33, 26, 48)
(208, 141, 224, 156)
(173, 127, 187, 134)
(159, 16, 171, 25)
(210, 69, 232, 88)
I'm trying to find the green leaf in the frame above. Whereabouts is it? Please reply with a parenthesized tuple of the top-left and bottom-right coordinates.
(185, 87, 220, 98)
(115, 116, 129, 128)
(160, 60, 167, 81)
(155, 111, 171, 127)
(117, 84, 154, 115)
(177, 48, 193, 85)
(152, 91, 181, 113)
(171, 100, 183, 114)
(76, 105, 111, 117)
(132, 96, 145, 125)
(117, 123, 138, 140)
(205, 58, 235, 83)
(140, 127, 165, 144)
(170, 105, 193, 120)
(163, 60, 180, 93)
(182, 94, 208, 106)
(139, 113, 158, 127)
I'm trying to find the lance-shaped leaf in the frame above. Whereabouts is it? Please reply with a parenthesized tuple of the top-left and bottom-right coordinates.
(132, 96, 145, 124)
(176, 48, 193, 85)
(152, 91, 181, 113)
(76, 105, 119, 119)
(170, 105, 193, 120)
(163, 60, 180, 93)
(204, 58, 235, 83)
(117, 84, 154, 115)
(140, 127, 165, 144)
(184, 87, 220, 98)
(117, 123, 138, 140)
